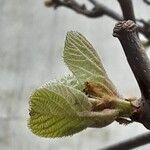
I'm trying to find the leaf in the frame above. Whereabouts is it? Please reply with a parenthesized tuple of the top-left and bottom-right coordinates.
(28, 83, 91, 138)
(64, 31, 118, 97)
(28, 83, 119, 138)
(58, 75, 82, 90)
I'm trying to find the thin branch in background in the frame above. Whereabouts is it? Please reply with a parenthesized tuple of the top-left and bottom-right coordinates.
(117, 0, 136, 22)
(45, 0, 92, 16)
(87, 0, 123, 20)
(45, 0, 123, 20)
(100, 132, 150, 150)
(138, 19, 150, 41)
(143, 0, 150, 5)
(44, 0, 150, 45)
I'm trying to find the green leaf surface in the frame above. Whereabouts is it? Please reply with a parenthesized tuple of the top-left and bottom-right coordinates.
(28, 83, 93, 138)
(28, 83, 119, 138)
(28, 31, 124, 138)
(59, 75, 82, 90)
(64, 31, 118, 97)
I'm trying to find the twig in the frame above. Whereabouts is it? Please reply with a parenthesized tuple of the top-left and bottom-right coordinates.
(88, 0, 123, 20)
(118, 0, 136, 22)
(45, 0, 123, 20)
(117, 0, 150, 41)
(143, 0, 150, 5)
(138, 19, 150, 41)
(100, 132, 150, 150)
(45, 0, 150, 43)
(113, 20, 150, 129)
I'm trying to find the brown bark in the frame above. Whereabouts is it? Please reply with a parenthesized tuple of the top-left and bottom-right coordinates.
(113, 20, 150, 129)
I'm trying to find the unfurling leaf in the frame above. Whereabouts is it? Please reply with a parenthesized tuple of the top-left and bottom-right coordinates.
(64, 31, 118, 97)
(59, 75, 82, 90)
(28, 83, 119, 138)
(28, 31, 135, 138)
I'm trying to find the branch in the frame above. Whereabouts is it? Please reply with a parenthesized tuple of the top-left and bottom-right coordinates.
(117, 0, 150, 42)
(45, 0, 123, 20)
(87, 0, 123, 20)
(138, 19, 150, 41)
(118, 0, 136, 22)
(143, 0, 150, 5)
(101, 132, 150, 150)
(113, 20, 150, 129)
(45, 0, 150, 43)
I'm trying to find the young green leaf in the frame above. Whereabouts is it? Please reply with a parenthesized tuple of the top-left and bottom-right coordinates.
(59, 75, 82, 90)
(64, 31, 118, 97)
(28, 83, 92, 138)
(28, 83, 119, 138)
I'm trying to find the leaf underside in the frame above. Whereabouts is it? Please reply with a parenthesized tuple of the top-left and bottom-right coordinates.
(28, 83, 92, 138)
(59, 74, 82, 90)
(28, 83, 118, 138)
(64, 31, 118, 97)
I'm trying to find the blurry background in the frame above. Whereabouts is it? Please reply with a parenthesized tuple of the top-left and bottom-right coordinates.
(0, 0, 150, 150)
